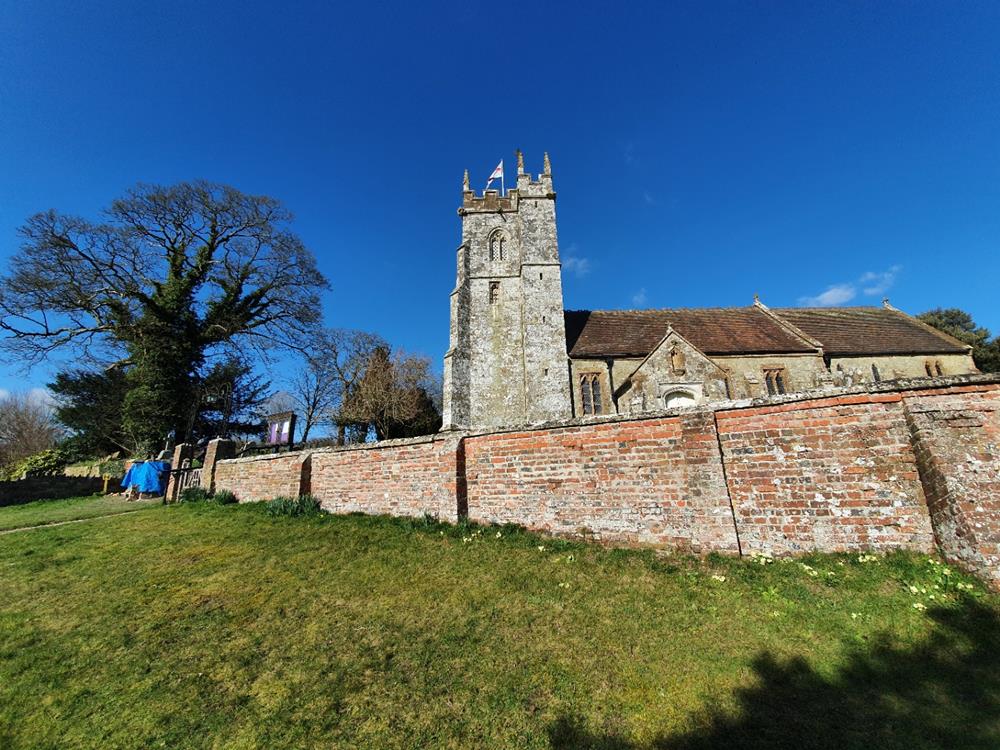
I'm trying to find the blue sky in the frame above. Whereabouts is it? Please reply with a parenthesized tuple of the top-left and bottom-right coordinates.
(2, 1, 999, 396)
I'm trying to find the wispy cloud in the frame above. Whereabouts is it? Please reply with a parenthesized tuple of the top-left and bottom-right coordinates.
(30, 387, 55, 406)
(799, 283, 857, 307)
(631, 288, 648, 306)
(798, 265, 902, 307)
(562, 256, 591, 278)
(0, 387, 53, 405)
(860, 265, 901, 296)
(642, 190, 656, 206)
(561, 244, 591, 278)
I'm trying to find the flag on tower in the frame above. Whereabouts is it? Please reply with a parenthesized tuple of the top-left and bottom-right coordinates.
(485, 160, 504, 192)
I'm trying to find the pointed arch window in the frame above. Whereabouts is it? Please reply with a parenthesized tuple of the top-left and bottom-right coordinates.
(580, 373, 603, 415)
(488, 230, 506, 262)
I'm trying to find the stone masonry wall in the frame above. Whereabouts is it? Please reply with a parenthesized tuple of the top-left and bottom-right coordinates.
(464, 411, 739, 552)
(310, 435, 464, 522)
(716, 394, 934, 555)
(903, 385, 1000, 588)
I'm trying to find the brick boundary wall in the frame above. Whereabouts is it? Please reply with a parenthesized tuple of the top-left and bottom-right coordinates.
(214, 451, 312, 502)
(715, 393, 935, 556)
(310, 434, 464, 522)
(902, 385, 1000, 588)
(463, 410, 740, 552)
(208, 375, 1000, 588)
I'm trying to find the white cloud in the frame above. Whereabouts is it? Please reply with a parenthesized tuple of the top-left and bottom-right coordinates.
(860, 265, 902, 296)
(642, 190, 656, 206)
(0, 389, 9, 400)
(798, 265, 902, 307)
(562, 255, 591, 278)
(798, 283, 857, 307)
(29, 387, 55, 407)
(631, 288, 648, 306)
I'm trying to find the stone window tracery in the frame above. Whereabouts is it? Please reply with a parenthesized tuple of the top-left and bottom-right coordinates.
(580, 373, 603, 415)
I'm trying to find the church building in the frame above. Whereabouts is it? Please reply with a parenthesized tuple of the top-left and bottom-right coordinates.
(441, 153, 977, 431)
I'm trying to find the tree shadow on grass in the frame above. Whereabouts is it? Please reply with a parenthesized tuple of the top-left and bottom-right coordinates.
(549, 599, 1000, 750)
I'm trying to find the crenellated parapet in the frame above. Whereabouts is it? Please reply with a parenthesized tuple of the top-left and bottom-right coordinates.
(458, 152, 555, 215)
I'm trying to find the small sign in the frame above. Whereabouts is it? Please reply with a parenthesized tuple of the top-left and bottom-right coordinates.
(265, 411, 296, 447)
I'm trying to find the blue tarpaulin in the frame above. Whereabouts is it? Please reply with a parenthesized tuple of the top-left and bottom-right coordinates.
(121, 461, 170, 495)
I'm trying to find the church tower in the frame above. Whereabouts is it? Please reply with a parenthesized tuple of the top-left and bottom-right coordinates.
(442, 152, 572, 430)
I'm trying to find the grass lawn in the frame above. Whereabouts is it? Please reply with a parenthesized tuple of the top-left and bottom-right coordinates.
(0, 502, 998, 749)
(0, 494, 160, 532)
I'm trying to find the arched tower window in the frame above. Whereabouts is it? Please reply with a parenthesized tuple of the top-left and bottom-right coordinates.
(488, 230, 506, 262)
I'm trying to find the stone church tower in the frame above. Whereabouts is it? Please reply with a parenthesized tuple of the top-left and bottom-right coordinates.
(442, 152, 573, 430)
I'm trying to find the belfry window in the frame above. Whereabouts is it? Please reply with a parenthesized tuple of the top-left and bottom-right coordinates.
(580, 373, 603, 415)
(489, 231, 505, 262)
(763, 368, 787, 396)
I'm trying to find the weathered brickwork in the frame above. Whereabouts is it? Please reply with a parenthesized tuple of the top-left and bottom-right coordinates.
(208, 376, 1000, 588)
(310, 435, 463, 522)
(716, 394, 934, 555)
(903, 385, 1000, 588)
(464, 411, 739, 552)
(214, 451, 311, 502)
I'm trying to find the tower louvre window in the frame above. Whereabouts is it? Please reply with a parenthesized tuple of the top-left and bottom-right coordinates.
(580, 373, 603, 415)
(488, 231, 505, 261)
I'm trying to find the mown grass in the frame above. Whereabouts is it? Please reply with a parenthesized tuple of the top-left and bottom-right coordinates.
(0, 501, 998, 749)
(0, 494, 159, 532)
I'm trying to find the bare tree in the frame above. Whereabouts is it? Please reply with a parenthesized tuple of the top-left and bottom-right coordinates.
(0, 391, 62, 470)
(341, 346, 442, 441)
(284, 328, 386, 444)
(0, 182, 329, 450)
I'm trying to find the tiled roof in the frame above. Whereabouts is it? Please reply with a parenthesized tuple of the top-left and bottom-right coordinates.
(772, 307, 969, 356)
(564, 307, 816, 358)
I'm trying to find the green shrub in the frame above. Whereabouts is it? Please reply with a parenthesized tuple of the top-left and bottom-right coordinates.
(264, 494, 323, 517)
(0, 448, 72, 481)
(212, 490, 238, 505)
(179, 487, 212, 503)
(98, 459, 126, 480)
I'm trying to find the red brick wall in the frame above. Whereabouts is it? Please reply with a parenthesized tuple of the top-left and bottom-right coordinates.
(310, 434, 464, 522)
(463, 411, 739, 552)
(716, 394, 935, 555)
(214, 451, 310, 502)
(206, 377, 1000, 588)
(903, 385, 1000, 588)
